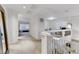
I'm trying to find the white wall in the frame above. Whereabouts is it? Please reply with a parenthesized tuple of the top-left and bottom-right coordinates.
(18, 14, 29, 22)
(29, 16, 40, 40)
(5, 8, 18, 44)
(44, 19, 68, 30)
(71, 16, 79, 40)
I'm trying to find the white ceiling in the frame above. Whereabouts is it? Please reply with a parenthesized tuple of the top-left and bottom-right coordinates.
(2, 4, 79, 19)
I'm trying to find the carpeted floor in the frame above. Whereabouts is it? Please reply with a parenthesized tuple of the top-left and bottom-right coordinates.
(9, 36, 41, 54)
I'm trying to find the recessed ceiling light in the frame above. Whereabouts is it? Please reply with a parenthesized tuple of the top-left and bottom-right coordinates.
(23, 6, 26, 9)
(47, 17, 56, 20)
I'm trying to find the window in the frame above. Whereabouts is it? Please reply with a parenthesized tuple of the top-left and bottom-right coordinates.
(19, 23, 29, 32)
(18, 21, 30, 36)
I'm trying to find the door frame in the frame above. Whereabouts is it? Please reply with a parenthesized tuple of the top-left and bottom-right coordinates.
(0, 5, 9, 54)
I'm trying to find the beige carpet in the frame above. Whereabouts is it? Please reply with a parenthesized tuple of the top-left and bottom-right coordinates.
(9, 36, 41, 54)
